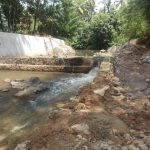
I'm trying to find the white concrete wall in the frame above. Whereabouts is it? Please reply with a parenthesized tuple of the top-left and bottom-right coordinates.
(0, 32, 65, 57)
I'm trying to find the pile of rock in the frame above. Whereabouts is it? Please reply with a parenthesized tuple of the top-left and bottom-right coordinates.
(0, 77, 48, 97)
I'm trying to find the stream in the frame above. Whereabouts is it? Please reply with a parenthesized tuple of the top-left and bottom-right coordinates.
(0, 68, 98, 149)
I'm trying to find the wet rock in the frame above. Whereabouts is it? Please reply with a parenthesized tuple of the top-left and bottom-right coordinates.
(14, 140, 30, 150)
(11, 81, 29, 89)
(10, 123, 29, 133)
(0, 80, 11, 92)
(145, 78, 150, 83)
(29, 77, 41, 84)
(71, 124, 90, 135)
(0, 134, 8, 142)
(4, 78, 11, 82)
(94, 86, 110, 96)
(15, 84, 47, 97)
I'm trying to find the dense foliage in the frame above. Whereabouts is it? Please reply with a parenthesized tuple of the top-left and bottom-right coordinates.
(0, 0, 150, 49)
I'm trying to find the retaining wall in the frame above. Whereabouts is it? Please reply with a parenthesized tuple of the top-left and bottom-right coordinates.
(0, 57, 98, 73)
(0, 32, 73, 57)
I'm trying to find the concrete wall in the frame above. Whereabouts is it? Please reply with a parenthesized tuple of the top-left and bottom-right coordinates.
(0, 57, 94, 73)
(0, 32, 66, 57)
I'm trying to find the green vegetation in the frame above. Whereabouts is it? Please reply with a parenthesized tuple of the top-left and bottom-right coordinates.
(0, 0, 150, 49)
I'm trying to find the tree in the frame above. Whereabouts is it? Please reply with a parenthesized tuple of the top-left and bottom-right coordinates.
(0, 0, 23, 32)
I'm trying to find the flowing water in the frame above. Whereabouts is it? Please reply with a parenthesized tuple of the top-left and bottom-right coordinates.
(0, 68, 98, 149)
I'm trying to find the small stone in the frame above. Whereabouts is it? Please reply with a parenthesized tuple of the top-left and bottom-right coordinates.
(29, 77, 41, 84)
(100, 142, 110, 149)
(107, 140, 113, 145)
(138, 143, 148, 150)
(4, 78, 11, 82)
(71, 124, 90, 135)
(14, 140, 30, 150)
(94, 86, 109, 96)
(100, 49, 106, 53)
(139, 132, 145, 138)
(130, 129, 136, 133)
(121, 146, 128, 150)
(145, 78, 150, 83)
(83, 145, 88, 150)
(2, 88, 9, 92)
(128, 144, 139, 150)
(56, 103, 65, 108)
(77, 134, 82, 140)
(124, 133, 132, 140)
(144, 136, 150, 146)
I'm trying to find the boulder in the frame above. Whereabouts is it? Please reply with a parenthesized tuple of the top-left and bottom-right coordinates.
(52, 45, 75, 58)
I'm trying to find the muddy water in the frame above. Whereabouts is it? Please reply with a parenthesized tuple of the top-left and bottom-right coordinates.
(0, 68, 98, 149)
(0, 70, 80, 80)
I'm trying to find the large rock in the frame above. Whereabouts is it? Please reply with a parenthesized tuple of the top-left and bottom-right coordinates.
(11, 80, 29, 89)
(52, 45, 75, 58)
(15, 83, 47, 97)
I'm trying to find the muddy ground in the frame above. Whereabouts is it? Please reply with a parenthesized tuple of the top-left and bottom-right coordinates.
(17, 43, 149, 150)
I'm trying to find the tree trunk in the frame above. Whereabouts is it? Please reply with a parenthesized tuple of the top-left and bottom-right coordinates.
(33, 0, 40, 34)
(0, 10, 4, 31)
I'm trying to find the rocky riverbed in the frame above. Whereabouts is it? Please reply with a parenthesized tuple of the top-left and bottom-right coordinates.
(0, 43, 150, 150)
(11, 43, 150, 150)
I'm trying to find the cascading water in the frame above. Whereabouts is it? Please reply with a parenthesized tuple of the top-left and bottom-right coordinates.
(36, 67, 99, 105)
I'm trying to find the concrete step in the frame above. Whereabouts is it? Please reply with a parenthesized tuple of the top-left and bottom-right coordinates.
(0, 57, 93, 66)
(0, 64, 92, 73)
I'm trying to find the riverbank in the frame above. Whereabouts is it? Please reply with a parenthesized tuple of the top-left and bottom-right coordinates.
(0, 43, 149, 150)
(20, 43, 150, 150)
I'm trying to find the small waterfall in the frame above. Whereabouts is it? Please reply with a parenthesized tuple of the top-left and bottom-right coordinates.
(35, 67, 99, 105)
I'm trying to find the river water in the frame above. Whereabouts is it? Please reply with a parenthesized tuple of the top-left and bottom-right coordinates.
(0, 68, 98, 149)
